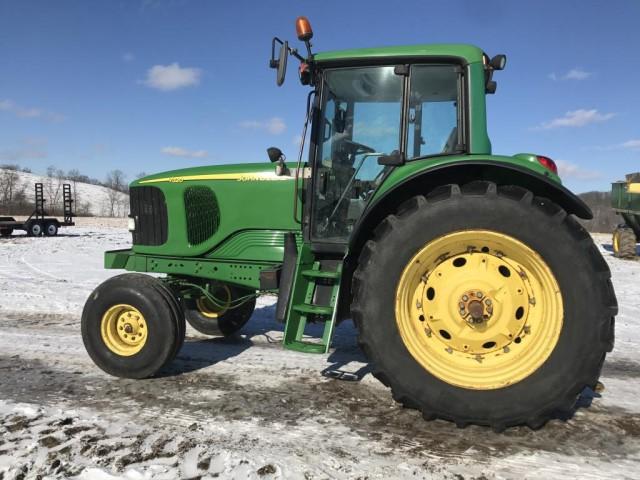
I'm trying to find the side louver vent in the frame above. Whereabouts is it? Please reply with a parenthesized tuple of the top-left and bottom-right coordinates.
(184, 186, 220, 246)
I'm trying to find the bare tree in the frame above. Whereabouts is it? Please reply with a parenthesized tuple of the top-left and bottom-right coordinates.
(105, 169, 127, 217)
(0, 168, 20, 208)
(44, 165, 65, 214)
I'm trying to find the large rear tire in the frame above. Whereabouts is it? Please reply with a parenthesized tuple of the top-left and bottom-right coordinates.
(182, 283, 256, 336)
(81, 273, 186, 379)
(612, 226, 636, 259)
(352, 182, 616, 430)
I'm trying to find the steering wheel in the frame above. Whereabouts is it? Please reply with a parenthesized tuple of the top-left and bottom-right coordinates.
(341, 139, 376, 155)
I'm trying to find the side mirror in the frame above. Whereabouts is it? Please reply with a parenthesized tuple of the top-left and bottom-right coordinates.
(276, 41, 288, 86)
(267, 147, 284, 163)
(490, 54, 507, 70)
(269, 39, 289, 87)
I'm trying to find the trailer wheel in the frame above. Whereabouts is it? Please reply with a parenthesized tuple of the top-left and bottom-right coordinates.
(44, 222, 58, 236)
(81, 273, 185, 379)
(352, 182, 616, 430)
(27, 221, 42, 237)
(0, 228, 12, 237)
(612, 226, 636, 259)
(182, 283, 256, 336)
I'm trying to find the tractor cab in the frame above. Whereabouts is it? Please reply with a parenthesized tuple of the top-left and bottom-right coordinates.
(269, 17, 505, 248)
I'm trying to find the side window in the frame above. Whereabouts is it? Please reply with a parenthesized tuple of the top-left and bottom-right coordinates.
(407, 65, 461, 158)
(312, 66, 403, 243)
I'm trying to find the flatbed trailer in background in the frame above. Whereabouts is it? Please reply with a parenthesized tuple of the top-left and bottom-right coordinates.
(611, 172, 640, 258)
(0, 182, 75, 237)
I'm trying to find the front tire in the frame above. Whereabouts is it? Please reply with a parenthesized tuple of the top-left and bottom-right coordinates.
(81, 273, 186, 379)
(352, 182, 616, 429)
(27, 221, 42, 237)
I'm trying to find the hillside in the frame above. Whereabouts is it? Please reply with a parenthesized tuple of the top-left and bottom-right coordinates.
(0, 168, 129, 217)
(578, 191, 620, 234)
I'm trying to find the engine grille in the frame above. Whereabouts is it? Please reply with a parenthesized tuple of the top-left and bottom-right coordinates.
(130, 186, 168, 246)
(184, 186, 220, 246)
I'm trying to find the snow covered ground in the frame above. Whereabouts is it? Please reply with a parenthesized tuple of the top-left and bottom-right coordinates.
(0, 226, 639, 479)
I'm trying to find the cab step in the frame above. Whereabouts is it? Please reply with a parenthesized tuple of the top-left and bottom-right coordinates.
(283, 245, 343, 354)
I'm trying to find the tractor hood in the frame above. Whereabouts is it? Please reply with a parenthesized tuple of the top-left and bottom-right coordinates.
(133, 162, 291, 185)
(129, 162, 299, 260)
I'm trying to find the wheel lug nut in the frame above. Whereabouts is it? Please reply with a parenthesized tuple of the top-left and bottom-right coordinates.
(459, 302, 465, 310)
(462, 295, 469, 301)
(485, 299, 492, 306)
(477, 292, 483, 299)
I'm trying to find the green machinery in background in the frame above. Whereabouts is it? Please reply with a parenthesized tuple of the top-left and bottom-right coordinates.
(81, 17, 616, 431)
(612, 172, 640, 258)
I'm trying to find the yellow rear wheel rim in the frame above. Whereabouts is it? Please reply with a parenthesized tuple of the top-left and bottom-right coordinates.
(196, 284, 232, 319)
(613, 230, 620, 254)
(395, 230, 563, 390)
(100, 304, 148, 356)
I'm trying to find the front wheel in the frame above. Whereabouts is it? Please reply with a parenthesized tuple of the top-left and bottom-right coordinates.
(27, 221, 42, 237)
(352, 182, 616, 430)
(81, 273, 185, 379)
(182, 283, 256, 336)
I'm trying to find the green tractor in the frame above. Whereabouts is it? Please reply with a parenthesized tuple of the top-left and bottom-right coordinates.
(612, 173, 640, 259)
(82, 17, 616, 430)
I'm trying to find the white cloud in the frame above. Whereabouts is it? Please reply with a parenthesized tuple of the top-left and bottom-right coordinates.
(122, 52, 135, 63)
(536, 109, 615, 130)
(548, 68, 592, 81)
(240, 117, 286, 135)
(161, 146, 209, 158)
(620, 139, 640, 151)
(556, 160, 602, 181)
(143, 63, 202, 91)
(0, 99, 65, 123)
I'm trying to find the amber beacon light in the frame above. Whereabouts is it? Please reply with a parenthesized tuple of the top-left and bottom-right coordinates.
(296, 16, 313, 41)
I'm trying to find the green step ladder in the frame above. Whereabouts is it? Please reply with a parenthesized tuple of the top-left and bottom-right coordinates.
(283, 245, 342, 354)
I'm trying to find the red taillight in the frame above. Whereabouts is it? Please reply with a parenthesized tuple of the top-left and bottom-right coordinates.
(537, 155, 558, 175)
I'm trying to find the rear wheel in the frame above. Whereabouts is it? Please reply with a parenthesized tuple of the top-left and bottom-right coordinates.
(612, 226, 636, 259)
(352, 182, 616, 430)
(44, 222, 58, 236)
(182, 283, 256, 336)
(81, 273, 185, 378)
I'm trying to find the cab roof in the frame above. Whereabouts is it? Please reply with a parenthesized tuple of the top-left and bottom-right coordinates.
(314, 44, 485, 65)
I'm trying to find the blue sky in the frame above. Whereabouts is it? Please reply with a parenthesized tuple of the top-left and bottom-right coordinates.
(0, 0, 638, 192)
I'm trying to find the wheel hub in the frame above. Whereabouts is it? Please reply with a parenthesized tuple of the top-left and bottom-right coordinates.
(459, 290, 493, 324)
(100, 305, 148, 356)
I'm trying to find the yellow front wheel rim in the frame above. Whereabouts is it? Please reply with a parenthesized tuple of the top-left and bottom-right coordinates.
(196, 284, 232, 319)
(395, 230, 563, 390)
(100, 304, 148, 356)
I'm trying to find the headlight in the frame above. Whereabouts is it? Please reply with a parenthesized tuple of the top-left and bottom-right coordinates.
(128, 217, 136, 232)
